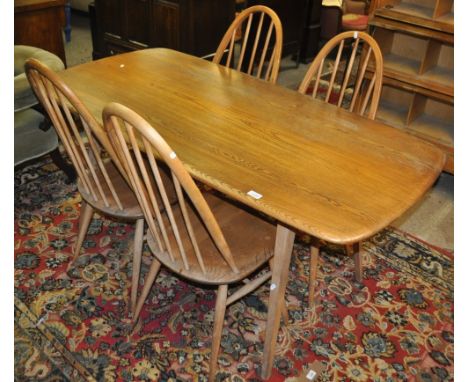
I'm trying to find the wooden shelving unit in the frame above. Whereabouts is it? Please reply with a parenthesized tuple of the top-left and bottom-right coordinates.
(368, 0, 454, 173)
(371, 0, 453, 32)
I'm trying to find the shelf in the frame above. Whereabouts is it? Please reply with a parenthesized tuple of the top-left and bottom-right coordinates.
(392, 1, 434, 19)
(436, 11, 453, 25)
(411, 114, 453, 147)
(371, 25, 454, 96)
(382, 59, 454, 97)
(373, 0, 454, 33)
(374, 27, 427, 61)
(433, 0, 453, 19)
(408, 93, 453, 146)
(377, 101, 408, 129)
(383, 53, 421, 76)
(369, 15, 453, 43)
(375, 83, 453, 172)
(369, 0, 453, 173)
(377, 84, 453, 136)
(423, 66, 453, 88)
(380, 75, 452, 103)
(376, 84, 413, 128)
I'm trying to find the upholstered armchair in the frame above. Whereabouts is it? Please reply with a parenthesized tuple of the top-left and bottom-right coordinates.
(14, 45, 72, 175)
(15, 46, 65, 112)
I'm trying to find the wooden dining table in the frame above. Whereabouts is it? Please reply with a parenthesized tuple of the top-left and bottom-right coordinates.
(58, 48, 445, 379)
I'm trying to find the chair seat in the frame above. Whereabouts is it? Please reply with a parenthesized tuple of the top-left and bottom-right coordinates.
(14, 109, 58, 166)
(78, 160, 142, 218)
(78, 159, 177, 220)
(147, 192, 276, 285)
(342, 13, 368, 30)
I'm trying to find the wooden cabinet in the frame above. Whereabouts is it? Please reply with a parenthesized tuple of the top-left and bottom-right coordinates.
(91, 0, 236, 59)
(14, 0, 67, 66)
(297, 0, 322, 61)
(368, 0, 454, 173)
(246, 0, 307, 56)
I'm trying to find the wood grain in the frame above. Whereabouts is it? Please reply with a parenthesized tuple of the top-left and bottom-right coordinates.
(58, 48, 445, 245)
(15, 0, 67, 65)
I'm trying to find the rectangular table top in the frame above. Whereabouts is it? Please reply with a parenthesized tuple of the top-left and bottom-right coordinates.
(58, 48, 445, 245)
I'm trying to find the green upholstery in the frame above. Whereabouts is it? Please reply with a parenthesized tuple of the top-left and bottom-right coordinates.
(14, 46, 64, 166)
(14, 109, 58, 166)
(14, 45, 65, 112)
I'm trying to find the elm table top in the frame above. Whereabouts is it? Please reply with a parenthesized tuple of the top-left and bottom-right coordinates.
(58, 48, 445, 245)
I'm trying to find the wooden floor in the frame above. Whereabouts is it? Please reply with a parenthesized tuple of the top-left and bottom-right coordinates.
(65, 11, 454, 252)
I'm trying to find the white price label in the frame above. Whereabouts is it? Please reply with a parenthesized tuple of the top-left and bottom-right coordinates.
(247, 190, 263, 199)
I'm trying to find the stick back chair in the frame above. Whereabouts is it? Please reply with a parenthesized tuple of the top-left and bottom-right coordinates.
(24, 58, 174, 316)
(298, 30, 383, 119)
(297, 31, 383, 307)
(103, 102, 277, 381)
(213, 5, 283, 83)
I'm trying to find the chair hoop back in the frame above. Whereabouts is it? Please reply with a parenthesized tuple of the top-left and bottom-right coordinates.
(298, 31, 383, 120)
(25, 58, 126, 210)
(102, 102, 240, 275)
(213, 5, 283, 83)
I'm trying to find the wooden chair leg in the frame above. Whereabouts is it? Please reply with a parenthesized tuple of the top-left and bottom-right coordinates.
(132, 258, 161, 323)
(209, 284, 228, 382)
(130, 219, 145, 315)
(269, 258, 289, 323)
(73, 201, 94, 258)
(309, 244, 319, 308)
(346, 242, 363, 282)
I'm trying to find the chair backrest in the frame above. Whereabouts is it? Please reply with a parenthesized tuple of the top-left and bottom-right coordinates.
(298, 31, 383, 120)
(25, 58, 125, 210)
(102, 102, 239, 275)
(213, 5, 283, 83)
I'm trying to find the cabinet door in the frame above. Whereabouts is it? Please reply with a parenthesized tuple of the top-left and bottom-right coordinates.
(151, 0, 181, 50)
(126, 0, 151, 45)
(246, 0, 306, 56)
(95, 0, 125, 39)
(188, 0, 236, 56)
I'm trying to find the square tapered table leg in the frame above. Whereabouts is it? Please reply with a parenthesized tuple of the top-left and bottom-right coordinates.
(261, 223, 295, 379)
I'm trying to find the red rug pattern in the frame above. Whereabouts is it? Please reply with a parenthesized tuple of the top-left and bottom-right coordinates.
(14, 158, 454, 381)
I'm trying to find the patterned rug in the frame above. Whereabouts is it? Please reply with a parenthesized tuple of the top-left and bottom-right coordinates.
(14, 157, 454, 382)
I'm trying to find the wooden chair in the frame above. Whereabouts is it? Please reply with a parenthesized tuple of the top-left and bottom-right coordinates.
(24, 58, 175, 317)
(102, 102, 278, 381)
(298, 30, 383, 119)
(297, 31, 383, 306)
(213, 5, 283, 83)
